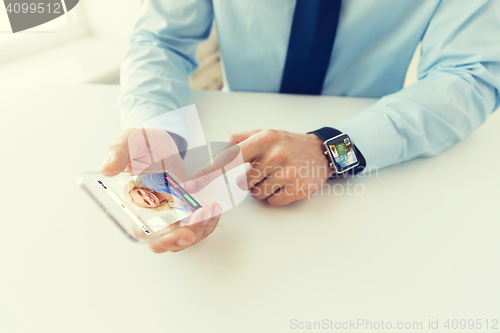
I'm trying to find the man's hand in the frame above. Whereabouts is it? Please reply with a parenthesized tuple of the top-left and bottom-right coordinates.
(146, 202, 221, 253)
(100, 128, 221, 253)
(230, 129, 332, 205)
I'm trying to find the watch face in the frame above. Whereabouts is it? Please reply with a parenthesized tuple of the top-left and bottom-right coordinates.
(326, 134, 359, 173)
(329, 144, 339, 158)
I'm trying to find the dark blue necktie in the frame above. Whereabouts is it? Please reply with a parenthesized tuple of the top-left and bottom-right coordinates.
(280, 0, 342, 95)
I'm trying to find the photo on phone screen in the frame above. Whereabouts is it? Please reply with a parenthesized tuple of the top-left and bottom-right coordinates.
(95, 172, 203, 235)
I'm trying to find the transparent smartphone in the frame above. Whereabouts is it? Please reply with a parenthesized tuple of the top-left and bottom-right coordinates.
(79, 171, 206, 242)
(79, 142, 249, 243)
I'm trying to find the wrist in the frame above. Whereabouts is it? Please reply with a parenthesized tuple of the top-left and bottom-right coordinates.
(306, 133, 336, 178)
(306, 133, 325, 154)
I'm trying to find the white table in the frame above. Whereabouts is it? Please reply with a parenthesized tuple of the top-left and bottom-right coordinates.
(1, 84, 499, 333)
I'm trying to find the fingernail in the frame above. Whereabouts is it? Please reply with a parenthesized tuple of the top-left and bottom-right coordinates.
(212, 205, 222, 216)
(176, 239, 193, 247)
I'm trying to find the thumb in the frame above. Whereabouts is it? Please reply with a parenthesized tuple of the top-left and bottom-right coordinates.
(100, 130, 133, 176)
(99, 146, 129, 176)
(226, 129, 262, 144)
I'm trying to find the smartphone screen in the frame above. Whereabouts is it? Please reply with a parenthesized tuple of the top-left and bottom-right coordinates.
(91, 171, 203, 237)
(79, 141, 250, 243)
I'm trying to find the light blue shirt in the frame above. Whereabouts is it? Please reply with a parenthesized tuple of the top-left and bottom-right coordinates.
(119, 0, 500, 171)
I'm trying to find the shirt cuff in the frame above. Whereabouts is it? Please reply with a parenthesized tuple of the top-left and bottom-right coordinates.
(332, 110, 403, 171)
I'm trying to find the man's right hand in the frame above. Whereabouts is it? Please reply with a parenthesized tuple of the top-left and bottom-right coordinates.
(100, 128, 222, 253)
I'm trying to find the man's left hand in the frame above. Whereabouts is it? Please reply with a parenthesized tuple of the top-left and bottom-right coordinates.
(229, 129, 333, 206)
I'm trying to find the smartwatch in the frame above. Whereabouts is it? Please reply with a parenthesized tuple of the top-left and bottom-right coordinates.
(308, 127, 366, 177)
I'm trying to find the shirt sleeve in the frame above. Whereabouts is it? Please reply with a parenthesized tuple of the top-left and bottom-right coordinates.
(331, 0, 500, 171)
(118, 0, 214, 143)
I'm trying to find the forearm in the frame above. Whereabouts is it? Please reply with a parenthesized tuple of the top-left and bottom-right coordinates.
(118, 0, 214, 137)
(333, 66, 499, 170)
(333, 0, 500, 171)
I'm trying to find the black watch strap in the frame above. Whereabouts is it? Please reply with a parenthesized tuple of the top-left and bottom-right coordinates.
(308, 127, 366, 176)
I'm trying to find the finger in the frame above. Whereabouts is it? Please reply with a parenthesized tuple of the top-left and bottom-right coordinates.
(100, 129, 134, 176)
(149, 203, 222, 253)
(267, 185, 305, 206)
(237, 132, 267, 162)
(195, 204, 222, 248)
(178, 205, 208, 227)
(193, 203, 222, 243)
(179, 202, 220, 227)
(239, 155, 287, 190)
(184, 205, 215, 240)
(234, 161, 265, 191)
(171, 215, 220, 253)
(185, 131, 267, 193)
(183, 222, 207, 244)
(227, 129, 262, 144)
(185, 130, 269, 193)
(183, 167, 223, 194)
(148, 227, 197, 253)
(184, 144, 245, 193)
(202, 213, 221, 239)
(237, 144, 290, 190)
(99, 147, 129, 177)
(209, 141, 240, 158)
(250, 176, 288, 200)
